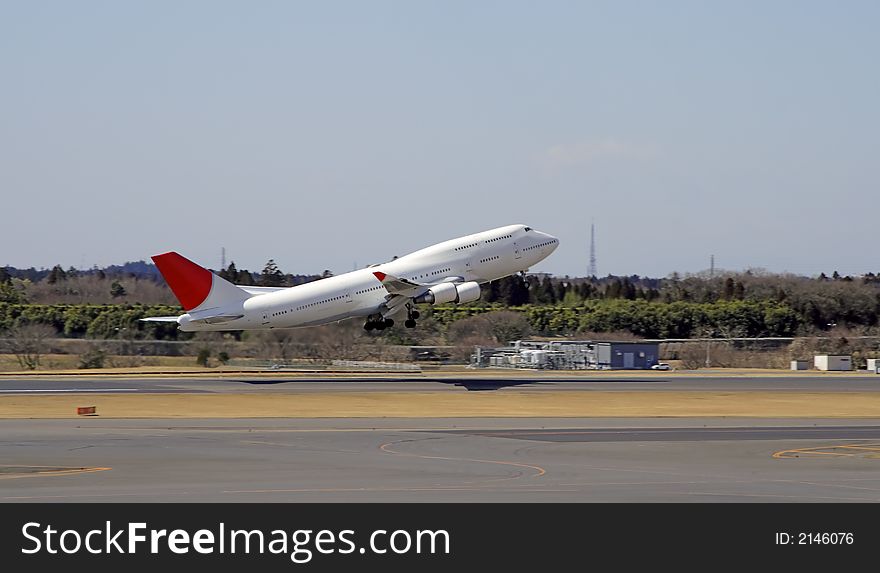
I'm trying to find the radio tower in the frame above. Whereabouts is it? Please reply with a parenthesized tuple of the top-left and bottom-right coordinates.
(221, 247, 226, 271)
(588, 222, 597, 278)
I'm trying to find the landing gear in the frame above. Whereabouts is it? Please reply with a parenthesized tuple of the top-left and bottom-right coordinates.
(363, 306, 420, 331)
(364, 316, 394, 331)
(404, 304, 419, 328)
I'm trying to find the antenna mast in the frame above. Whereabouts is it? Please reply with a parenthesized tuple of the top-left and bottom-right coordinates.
(588, 222, 597, 277)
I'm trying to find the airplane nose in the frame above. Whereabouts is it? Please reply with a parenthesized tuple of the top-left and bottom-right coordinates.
(530, 230, 559, 256)
(539, 231, 559, 248)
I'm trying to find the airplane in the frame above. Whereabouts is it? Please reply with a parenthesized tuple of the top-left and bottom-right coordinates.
(144, 224, 559, 332)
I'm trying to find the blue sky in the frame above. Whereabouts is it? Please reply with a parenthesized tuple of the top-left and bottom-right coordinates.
(1, 1, 878, 277)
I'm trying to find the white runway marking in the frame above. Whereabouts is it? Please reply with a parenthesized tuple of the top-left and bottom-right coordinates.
(0, 389, 140, 393)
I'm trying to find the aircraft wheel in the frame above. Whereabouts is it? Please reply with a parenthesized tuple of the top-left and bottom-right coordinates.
(404, 319, 416, 328)
(384, 318, 394, 328)
(364, 322, 375, 331)
(411, 311, 420, 319)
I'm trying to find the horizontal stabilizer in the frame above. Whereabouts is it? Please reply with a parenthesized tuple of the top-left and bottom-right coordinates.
(140, 316, 180, 323)
(188, 314, 245, 325)
(239, 285, 288, 295)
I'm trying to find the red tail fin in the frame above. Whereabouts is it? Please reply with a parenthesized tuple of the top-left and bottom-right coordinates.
(152, 252, 213, 311)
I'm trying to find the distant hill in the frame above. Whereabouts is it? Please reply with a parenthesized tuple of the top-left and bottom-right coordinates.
(102, 260, 163, 279)
(1, 261, 163, 283)
(1, 260, 322, 287)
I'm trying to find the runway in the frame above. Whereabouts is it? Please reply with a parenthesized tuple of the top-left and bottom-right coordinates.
(2, 374, 880, 393)
(3, 417, 880, 502)
(3, 374, 880, 502)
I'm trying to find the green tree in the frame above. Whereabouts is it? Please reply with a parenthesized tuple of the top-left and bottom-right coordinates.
(483, 280, 501, 303)
(723, 277, 735, 300)
(46, 265, 67, 284)
(110, 281, 127, 298)
(535, 276, 557, 304)
(260, 260, 284, 287)
(554, 280, 568, 302)
(219, 261, 238, 282)
(498, 275, 529, 306)
(196, 348, 211, 367)
(605, 278, 622, 299)
(622, 278, 637, 300)
(236, 267, 255, 286)
(0, 282, 27, 304)
(78, 348, 106, 369)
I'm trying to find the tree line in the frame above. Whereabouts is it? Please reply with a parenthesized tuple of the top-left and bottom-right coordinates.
(431, 300, 801, 339)
(0, 296, 870, 343)
(2, 261, 879, 339)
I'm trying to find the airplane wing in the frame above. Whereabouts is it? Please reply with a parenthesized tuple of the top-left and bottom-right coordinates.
(372, 272, 424, 295)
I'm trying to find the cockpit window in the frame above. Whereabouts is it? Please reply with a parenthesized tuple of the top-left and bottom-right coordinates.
(524, 227, 532, 231)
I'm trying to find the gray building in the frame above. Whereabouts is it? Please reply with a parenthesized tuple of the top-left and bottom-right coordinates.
(593, 341, 659, 369)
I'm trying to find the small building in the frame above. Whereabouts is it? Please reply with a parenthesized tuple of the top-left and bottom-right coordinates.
(790, 360, 810, 371)
(594, 341, 659, 370)
(867, 358, 880, 373)
(814, 355, 852, 372)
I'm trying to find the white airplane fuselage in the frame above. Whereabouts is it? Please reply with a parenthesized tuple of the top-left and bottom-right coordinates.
(173, 224, 558, 332)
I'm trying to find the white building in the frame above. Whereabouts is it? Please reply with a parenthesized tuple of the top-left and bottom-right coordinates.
(814, 355, 852, 371)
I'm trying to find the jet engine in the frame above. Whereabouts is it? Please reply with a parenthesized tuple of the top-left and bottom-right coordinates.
(414, 281, 481, 304)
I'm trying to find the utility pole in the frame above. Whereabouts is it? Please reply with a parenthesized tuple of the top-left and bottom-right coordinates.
(704, 328, 715, 368)
(221, 247, 226, 271)
(710, 254, 715, 279)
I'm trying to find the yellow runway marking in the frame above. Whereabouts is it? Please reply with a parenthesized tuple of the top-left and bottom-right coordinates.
(772, 442, 880, 459)
(379, 439, 546, 480)
(224, 485, 564, 495)
(0, 465, 111, 480)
